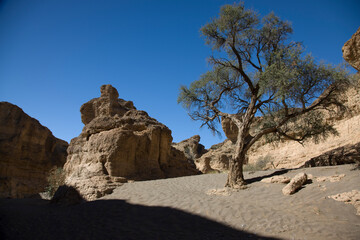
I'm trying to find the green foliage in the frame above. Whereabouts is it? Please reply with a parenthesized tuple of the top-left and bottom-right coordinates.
(45, 167, 65, 197)
(178, 1, 350, 147)
(244, 155, 272, 172)
(201, 3, 259, 51)
(178, 67, 240, 133)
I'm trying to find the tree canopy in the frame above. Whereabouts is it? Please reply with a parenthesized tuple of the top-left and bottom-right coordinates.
(178, 2, 350, 188)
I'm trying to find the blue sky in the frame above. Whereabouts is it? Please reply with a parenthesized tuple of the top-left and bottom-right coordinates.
(0, 0, 359, 148)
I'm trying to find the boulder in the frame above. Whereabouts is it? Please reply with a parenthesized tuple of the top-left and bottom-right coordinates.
(64, 85, 199, 200)
(282, 173, 307, 195)
(0, 102, 68, 198)
(342, 27, 360, 71)
(50, 185, 84, 205)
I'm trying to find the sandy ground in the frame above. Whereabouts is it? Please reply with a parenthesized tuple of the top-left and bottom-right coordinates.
(1, 164, 359, 240)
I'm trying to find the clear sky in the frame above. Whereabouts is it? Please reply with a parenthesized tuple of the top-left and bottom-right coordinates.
(0, 0, 359, 148)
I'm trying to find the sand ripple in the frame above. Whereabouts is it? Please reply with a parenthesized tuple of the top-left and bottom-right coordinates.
(103, 165, 360, 239)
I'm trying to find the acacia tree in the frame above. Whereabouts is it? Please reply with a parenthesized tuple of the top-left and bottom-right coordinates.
(178, 3, 350, 188)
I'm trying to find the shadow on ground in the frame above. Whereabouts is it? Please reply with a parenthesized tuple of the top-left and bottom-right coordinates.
(246, 169, 291, 184)
(0, 198, 279, 240)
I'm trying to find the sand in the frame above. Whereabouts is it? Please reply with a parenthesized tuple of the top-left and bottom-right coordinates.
(1, 164, 359, 240)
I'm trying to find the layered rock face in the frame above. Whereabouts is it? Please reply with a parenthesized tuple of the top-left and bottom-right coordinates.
(64, 85, 199, 200)
(342, 27, 360, 71)
(0, 102, 68, 198)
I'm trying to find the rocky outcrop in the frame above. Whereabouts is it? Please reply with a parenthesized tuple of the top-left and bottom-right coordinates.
(221, 117, 239, 143)
(221, 116, 262, 144)
(342, 27, 360, 71)
(0, 102, 68, 198)
(50, 185, 84, 205)
(329, 190, 360, 215)
(302, 143, 360, 168)
(195, 140, 234, 173)
(64, 85, 199, 200)
(79, 84, 136, 125)
(282, 173, 307, 195)
(172, 135, 207, 160)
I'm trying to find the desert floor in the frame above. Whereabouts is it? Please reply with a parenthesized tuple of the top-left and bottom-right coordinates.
(1, 164, 359, 240)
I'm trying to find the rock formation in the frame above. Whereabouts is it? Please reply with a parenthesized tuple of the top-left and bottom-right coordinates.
(50, 185, 84, 205)
(195, 140, 234, 173)
(64, 85, 199, 200)
(329, 190, 360, 215)
(0, 102, 68, 198)
(342, 27, 360, 71)
(315, 174, 345, 183)
(221, 117, 239, 143)
(282, 172, 308, 195)
(172, 135, 207, 160)
(303, 143, 360, 168)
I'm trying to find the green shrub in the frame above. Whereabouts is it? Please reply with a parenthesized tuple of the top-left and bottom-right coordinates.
(45, 167, 65, 197)
(244, 155, 272, 172)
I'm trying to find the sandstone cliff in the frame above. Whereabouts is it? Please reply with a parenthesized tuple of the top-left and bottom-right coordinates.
(0, 102, 68, 198)
(64, 85, 199, 200)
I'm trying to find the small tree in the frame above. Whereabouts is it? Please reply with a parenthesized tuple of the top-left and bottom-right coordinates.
(178, 2, 350, 188)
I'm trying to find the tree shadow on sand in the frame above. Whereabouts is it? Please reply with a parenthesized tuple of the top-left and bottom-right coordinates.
(246, 169, 291, 184)
(0, 197, 280, 240)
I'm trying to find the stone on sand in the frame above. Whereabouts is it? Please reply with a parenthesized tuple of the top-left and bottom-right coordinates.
(282, 172, 308, 195)
(329, 190, 360, 215)
(316, 174, 346, 182)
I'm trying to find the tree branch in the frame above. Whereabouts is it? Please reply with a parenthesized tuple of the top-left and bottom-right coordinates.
(230, 44, 256, 95)
(245, 84, 338, 152)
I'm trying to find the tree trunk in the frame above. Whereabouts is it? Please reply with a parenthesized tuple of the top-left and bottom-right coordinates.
(224, 100, 255, 188)
(225, 137, 247, 188)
